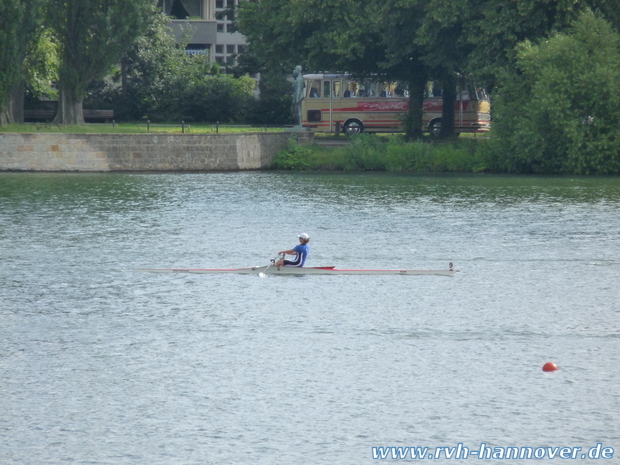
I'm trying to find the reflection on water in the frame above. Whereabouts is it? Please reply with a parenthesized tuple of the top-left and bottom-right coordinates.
(1, 172, 619, 464)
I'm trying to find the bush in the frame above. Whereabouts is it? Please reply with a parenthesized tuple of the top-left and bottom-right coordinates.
(183, 74, 255, 122)
(272, 139, 313, 169)
(384, 138, 490, 172)
(245, 95, 293, 125)
(342, 133, 388, 170)
(491, 12, 620, 174)
(84, 13, 257, 123)
(272, 135, 492, 173)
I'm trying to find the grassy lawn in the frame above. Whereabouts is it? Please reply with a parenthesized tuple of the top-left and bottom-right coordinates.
(0, 122, 286, 134)
(2, 123, 488, 139)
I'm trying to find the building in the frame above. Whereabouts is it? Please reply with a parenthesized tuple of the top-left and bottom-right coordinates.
(158, 0, 248, 68)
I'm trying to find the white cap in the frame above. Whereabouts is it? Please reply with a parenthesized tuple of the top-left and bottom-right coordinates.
(297, 233, 310, 240)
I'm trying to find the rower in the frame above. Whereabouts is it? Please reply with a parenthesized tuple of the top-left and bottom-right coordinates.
(276, 233, 310, 267)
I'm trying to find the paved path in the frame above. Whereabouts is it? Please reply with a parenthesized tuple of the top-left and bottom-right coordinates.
(315, 138, 350, 147)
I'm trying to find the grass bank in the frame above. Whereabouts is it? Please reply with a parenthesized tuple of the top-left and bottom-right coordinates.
(274, 133, 493, 173)
(0, 122, 284, 134)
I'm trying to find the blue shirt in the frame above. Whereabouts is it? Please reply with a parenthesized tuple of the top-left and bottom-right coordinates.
(291, 244, 309, 267)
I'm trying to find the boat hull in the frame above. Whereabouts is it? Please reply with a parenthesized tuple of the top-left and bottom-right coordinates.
(135, 266, 458, 276)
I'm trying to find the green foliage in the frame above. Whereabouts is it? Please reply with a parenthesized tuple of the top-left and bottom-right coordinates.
(237, 0, 616, 141)
(273, 135, 493, 172)
(272, 139, 313, 170)
(237, 0, 430, 140)
(24, 29, 59, 100)
(244, 70, 294, 125)
(492, 12, 620, 174)
(183, 73, 255, 122)
(0, 0, 23, 106)
(96, 12, 255, 123)
(464, 0, 583, 85)
(47, 0, 155, 124)
(342, 134, 389, 171)
(245, 95, 293, 125)
(385, 138, 490, 172)
(0, 0, 46, 123)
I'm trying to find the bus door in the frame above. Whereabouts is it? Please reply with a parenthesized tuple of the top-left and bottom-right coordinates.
(322, 79, 341, 133)
(457, 82, 464, 131)
(456, 83, 479, 131)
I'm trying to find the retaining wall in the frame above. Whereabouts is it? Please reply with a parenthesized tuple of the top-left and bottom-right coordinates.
(0, 131, 312, 171)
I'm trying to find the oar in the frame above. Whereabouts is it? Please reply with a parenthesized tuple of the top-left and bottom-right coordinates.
(259, 253, 283, 277)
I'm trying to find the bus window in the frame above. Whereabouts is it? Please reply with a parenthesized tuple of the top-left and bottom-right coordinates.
(393, 82, 408, 98)
(380, 84, 392, 98)
(426, 82, 442, 98)
(475, 87, 488, 101)
(332, 80, 341, 98)
(307, 79, 320, 98)
(358, 81, 375, 97)
(343, 80, 357, 97)
(323, 81, 331, 98)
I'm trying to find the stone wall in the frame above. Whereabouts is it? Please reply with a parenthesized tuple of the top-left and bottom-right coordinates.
(0, 131, 312, 172)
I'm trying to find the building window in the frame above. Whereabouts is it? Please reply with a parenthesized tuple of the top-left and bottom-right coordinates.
(216, 0, 223, 8)
(185, 43, 208, 55)
(215, 44, 224, 54)
(217, 23, 224, 32)
(166, 0, 202, 19)
(226, 45, 235, 54)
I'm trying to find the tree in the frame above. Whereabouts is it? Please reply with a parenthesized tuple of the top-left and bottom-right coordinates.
(114, 11, 194, 121)
(368, 1, 430, 139)
(412, 0, 619, 137)
(23, 29, 60, 104)
(463, 0, 585, 87)
(96, 11, 254, 123)
(238, 0, 620, 141)
(491, 12, 620, 174)
(47, 0, 154, 124)
(0, 0, 46, 125)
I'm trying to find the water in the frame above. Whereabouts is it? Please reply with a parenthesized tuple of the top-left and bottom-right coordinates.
(1, 172, 619, 464)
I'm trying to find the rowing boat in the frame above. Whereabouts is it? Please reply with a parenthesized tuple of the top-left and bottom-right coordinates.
(135, 264, 458, 276)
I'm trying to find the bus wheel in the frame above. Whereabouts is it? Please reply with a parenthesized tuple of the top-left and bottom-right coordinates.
(343, 120, 364, 136)
(428, 119, 442, 139)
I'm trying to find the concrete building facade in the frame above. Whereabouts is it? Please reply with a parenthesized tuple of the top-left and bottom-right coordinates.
(159, 0, 249, 70)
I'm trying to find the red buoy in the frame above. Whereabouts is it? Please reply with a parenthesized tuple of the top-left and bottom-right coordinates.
(542, 362, 558, 372)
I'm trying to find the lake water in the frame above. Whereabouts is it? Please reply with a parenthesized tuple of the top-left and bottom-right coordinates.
(1, 172, 619, 464)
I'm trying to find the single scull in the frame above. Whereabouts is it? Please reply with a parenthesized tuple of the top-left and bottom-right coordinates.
(135, 264, 458, 276)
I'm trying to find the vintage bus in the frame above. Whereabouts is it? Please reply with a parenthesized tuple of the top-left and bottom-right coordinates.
(301, 73, 491, 137)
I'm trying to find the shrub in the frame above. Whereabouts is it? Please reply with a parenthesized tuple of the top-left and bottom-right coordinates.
(272, 139, 312, 170)
(492, 12, 620, 174)
(341, 133, 388, 170)
(273, 135, 492, 173)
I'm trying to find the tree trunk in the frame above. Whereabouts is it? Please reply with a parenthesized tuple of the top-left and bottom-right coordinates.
(12, 80, 24, 123)
(121, 56, 128, 99)
(404, 72, 428, 141)
(0, 101, 11, 125)
(54, 85, 85, 125)
(440, 74, 456, 139)
(0, 81, 24, 124)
